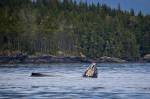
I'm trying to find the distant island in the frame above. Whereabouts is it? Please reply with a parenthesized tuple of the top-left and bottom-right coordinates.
(0, 0, 149, 64)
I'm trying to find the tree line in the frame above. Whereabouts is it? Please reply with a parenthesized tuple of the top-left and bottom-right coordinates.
(0, 0, 149, 60)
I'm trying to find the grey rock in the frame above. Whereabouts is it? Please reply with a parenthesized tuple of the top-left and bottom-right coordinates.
(99, 56, 127, 63)
(143, 54, 150, 62)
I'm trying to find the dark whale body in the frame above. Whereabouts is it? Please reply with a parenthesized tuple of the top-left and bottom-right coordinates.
(31, 73, 49, 77)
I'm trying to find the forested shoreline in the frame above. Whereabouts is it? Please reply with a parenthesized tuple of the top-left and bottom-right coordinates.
(0, 0, 149, 61)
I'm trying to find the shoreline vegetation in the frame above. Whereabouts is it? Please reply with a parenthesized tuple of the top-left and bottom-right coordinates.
(0, 0, 150, 64)
(0, 51, 149, 64)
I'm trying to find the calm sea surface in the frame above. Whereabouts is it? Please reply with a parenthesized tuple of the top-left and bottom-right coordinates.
(0, 63, 150, 99)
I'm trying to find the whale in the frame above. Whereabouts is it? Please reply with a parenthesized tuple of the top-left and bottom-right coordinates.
(31, 72, 49, 77)
(83, 63, 98, 78)
(30, 72, 62, 77)
(31, 63, 98, 78)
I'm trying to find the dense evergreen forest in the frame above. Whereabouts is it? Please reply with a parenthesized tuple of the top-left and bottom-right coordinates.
(0, 0, 149, 60)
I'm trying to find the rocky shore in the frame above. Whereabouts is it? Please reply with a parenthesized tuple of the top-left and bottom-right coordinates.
(0, 53, 149, 64)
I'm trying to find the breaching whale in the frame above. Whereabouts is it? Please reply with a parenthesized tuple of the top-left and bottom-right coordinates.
(83, 63, 98, 78)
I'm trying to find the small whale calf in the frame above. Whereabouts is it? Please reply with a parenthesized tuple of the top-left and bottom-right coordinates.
(83, 63, 98, 78)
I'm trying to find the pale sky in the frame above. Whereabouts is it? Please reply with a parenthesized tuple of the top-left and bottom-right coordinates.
(75, 0, 150, 15)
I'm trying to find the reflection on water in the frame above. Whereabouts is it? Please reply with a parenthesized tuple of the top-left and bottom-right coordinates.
(0, 63, 150, 99)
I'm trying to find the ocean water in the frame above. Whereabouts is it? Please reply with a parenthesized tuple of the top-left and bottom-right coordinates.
(0, 63, 150, 99)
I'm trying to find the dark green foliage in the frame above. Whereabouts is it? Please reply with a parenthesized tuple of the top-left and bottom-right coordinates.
(0, 0, 149, 59)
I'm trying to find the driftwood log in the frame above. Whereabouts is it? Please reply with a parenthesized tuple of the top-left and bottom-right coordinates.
(83, 63, 98, 78)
